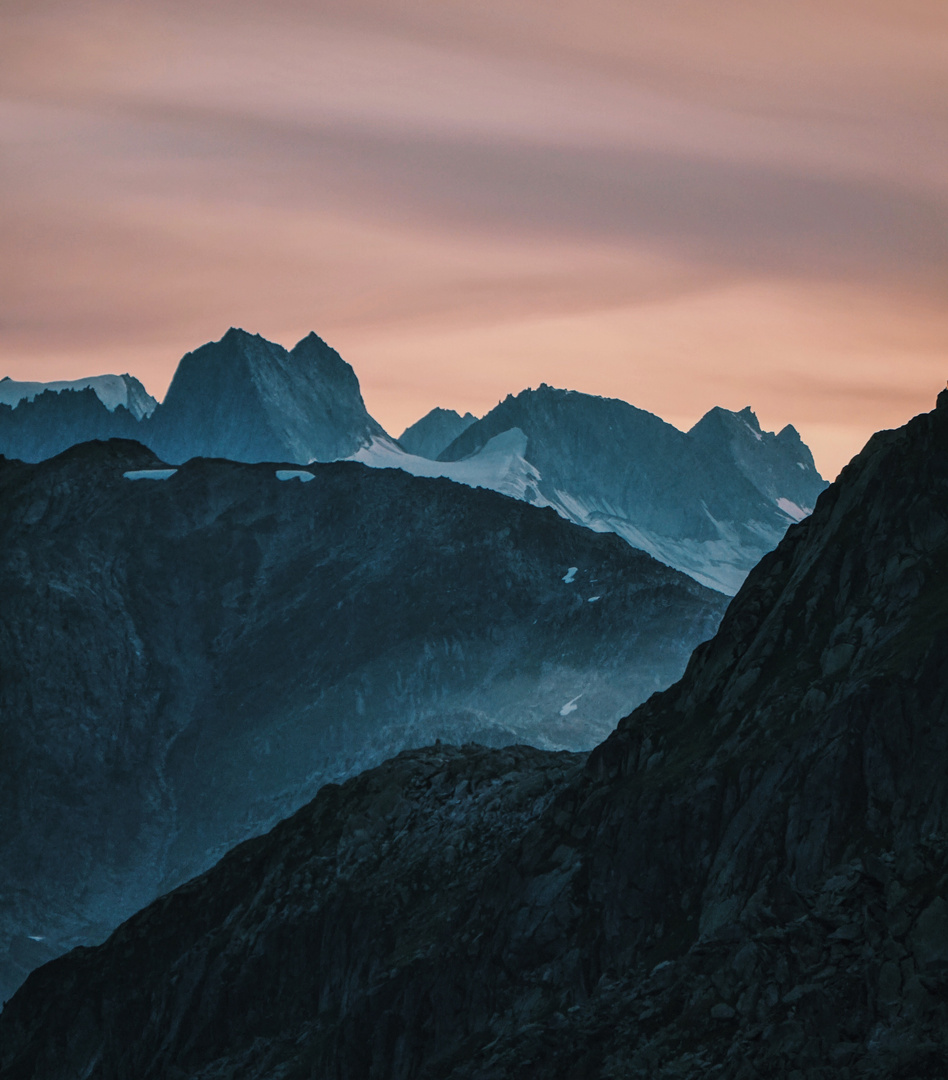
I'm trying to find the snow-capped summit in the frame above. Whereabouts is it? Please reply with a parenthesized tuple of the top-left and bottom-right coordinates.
(147, 328, 389, 464)
(0, 373, 157, 419)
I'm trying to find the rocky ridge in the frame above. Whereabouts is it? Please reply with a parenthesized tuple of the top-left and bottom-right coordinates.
(2, 392, 945, 1077)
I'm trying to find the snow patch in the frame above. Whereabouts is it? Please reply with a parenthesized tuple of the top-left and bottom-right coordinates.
(123, 469, 177, 481)
(559, 695, 582, 716)
(776, 497, 809, 522)
(27, 934, 45, 941)
(797, 462, 807, 470)
(562, 566, 578, 584)
(743, 422, 762, 441)
(275, 469, 315, 482)
(348, 429, 550, 506)
(588, 595, 601, 603)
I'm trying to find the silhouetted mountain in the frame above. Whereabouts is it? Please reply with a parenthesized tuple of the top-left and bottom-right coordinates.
(0, 438, 724, 1003)
(0, 376, 156, 462)
(398, 407, 477, 458)
(4, 392, 944, 1078)
(146, 328, 388, 463)
(356, 385, 827, 593)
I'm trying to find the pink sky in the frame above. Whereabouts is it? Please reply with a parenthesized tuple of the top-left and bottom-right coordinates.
(2, 0, 947, 477)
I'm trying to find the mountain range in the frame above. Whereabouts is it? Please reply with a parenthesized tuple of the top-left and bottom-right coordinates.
(0, 436, 725, 1003)
(0, 329, 826, 592)
(2, 388, 944, 1076)
(357, 386, 827, 593)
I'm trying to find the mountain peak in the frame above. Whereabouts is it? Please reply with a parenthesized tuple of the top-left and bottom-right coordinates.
(148, 330, 387, 464)
(398, 407, 478, 459)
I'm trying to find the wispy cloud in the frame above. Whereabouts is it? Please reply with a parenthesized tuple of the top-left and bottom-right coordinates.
(1, 0, 946, 475)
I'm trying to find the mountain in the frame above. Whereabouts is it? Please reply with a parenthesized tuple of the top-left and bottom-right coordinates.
(0, 373, 157, 418)
(4, 391, 944, 1077)
(355, 385, 828, 594)
(0, 375, 156, 462)
(146, 328, 389, 464)
(0, 437, 725, 1004)
(398, 407, 477, 459)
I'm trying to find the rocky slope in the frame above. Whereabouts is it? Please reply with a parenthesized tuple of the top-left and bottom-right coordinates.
(2, 392, 944, 1077)
(398, 407, 478, 459)
(0, 438, 724, 1004)
(358, 385, 827, 594)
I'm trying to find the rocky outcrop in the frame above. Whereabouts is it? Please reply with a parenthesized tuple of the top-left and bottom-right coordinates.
(3, 392, 945, 1077)
(0, 438, 724, 1004)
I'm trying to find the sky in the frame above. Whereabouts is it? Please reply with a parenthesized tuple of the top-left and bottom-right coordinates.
(1, 0, 947, 478)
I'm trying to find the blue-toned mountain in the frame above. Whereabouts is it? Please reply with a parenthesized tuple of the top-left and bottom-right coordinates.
(0, 437, 724, 1002)
(433, 385, 828, 593)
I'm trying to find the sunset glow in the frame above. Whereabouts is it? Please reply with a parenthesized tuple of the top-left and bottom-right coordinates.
(2, 0, 947, 477)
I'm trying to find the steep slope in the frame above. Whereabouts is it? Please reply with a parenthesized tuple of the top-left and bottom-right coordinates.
(146, 328, 388, 463)
(3, 392, 944, 1077)
(0, 438, 724, 1003)
(359, 385, 827, 593)
(399, 407, 478, 459)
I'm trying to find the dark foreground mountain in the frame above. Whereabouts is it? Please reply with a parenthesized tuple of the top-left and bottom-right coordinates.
(3, 391, 945, 1078)
(398, 407, 478, 459)
(0, 440, 724, 1003)
(355, 385, 828, 594)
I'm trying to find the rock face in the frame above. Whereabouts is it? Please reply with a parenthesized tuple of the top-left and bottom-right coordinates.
(3, 392, 945, 1078)
(146, 328, 389, 464)
(398, 407, 478, 459)
(0, 438, 724, 1003)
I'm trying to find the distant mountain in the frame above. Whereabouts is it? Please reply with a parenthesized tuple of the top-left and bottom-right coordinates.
(146, 328, 388, 464)
(354, 385, 827, 594)
(0, 373, 157, 418)
(0, 375, 157, 462)
(7, 393, 945, 1080)
(398, 407, 477, 458)
(0, 437, 725, 1003)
